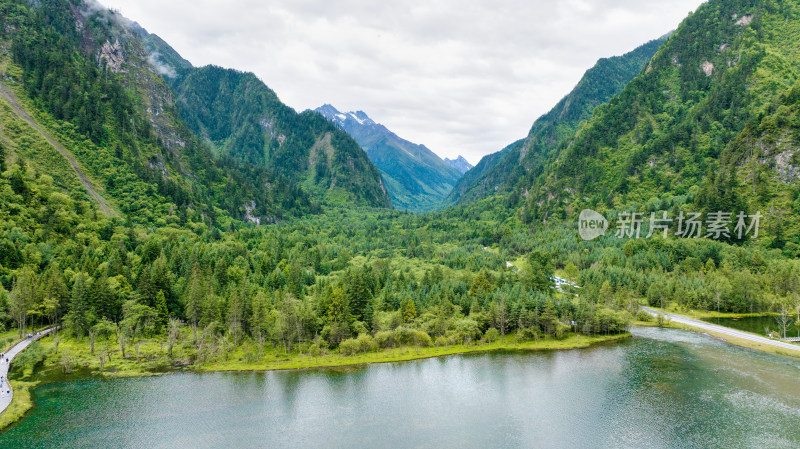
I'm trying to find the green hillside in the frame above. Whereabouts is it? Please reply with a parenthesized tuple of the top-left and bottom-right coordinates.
(2, 0, 800, 417)
(315, 105, 461, 212)
(1, 0, 318, 224)
(173, 68, 391, 208)
(449, 37, 667, 206)
(524, 0, 800, 255)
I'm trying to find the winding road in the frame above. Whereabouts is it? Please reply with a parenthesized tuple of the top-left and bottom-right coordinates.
(641, 306, 800, 354)
(0, 328, 57, 416)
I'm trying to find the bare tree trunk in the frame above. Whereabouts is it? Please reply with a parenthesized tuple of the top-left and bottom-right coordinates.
(168, 318, 181, 358)
(777, 303, 791, 339)
(89, 331, 95, 355)
(498, 298, 508, 342)
(117, 329, 127, 359)
(257, 333, 265, 361)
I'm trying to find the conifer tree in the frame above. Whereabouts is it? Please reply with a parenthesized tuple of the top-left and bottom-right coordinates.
(67, 272, 92, 340)
(156, 290, 169, 329)
(403, 298, 417, 323)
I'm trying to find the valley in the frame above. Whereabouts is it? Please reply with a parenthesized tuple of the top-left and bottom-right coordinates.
(1, 0, 800, 446)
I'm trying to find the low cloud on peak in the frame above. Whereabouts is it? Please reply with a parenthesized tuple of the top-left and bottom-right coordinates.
(100, 0, 704, 163)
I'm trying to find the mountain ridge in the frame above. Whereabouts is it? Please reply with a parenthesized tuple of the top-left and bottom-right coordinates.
(448, 36, 668, 206)
(520, 0, 800, 255)
(445, 156, 473, 175)
(315, 104, 461, 212)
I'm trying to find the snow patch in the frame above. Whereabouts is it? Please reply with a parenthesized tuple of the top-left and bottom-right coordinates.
(347, 112, 365, 125)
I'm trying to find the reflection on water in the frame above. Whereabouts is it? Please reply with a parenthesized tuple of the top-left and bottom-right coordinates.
(2, 327, 800, 449)
(705, 315, 800, 339)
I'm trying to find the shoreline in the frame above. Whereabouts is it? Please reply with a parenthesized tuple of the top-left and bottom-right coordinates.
(0, 327, 58, 430)
(0, 332, 630, 431)
(639, 308, 800, 359)
(665, 321, 800, 359)
(196, 333, 632, 373)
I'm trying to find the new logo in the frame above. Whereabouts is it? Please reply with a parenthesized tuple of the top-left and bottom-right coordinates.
(578, 209, 607, 241)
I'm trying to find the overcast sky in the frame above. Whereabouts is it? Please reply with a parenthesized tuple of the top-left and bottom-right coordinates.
(102, 0, 704, 165)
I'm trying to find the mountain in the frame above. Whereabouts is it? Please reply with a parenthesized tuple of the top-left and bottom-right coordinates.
(0, 0, 390, 228)
(523, 0, 800, 253)
(1, 0, 331, 225)
(172, 70, 390, 208)
(447, 36, 667, 206)
(444, 156, 473, 175)
(315, 104, 461, 212)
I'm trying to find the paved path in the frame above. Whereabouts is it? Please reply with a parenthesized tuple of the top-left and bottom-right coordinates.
(641, 307, 800, 354)
(0, 327, 57, 416)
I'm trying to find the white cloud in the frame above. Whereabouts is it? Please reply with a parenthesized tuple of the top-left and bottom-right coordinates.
(100, 0, 704, 165)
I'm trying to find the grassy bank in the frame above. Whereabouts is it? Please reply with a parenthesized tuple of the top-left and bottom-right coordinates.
(0, 331, 629, 430)
(663, 304, 780, 320)
(0, 380, 35, 430)
(199, 333, 631, 372)
(24, 331, 630, 378)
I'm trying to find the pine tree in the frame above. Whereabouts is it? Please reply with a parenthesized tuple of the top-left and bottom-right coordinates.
(183, 265, 204, 338)
(403, 298, 417, 323)
(155, 290, 169, 329)
(469, 270, 491, 298)
(526, 250, 554, 293)
(228, 288, 244, 346)
(67, 272, 92, 340)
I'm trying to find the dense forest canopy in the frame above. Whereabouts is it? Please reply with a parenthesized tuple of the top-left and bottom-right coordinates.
(0, 0, 799, 370)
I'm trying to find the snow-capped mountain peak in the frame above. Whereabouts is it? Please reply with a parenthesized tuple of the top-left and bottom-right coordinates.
(444, 156, 473, 175)
(316, 104, 375, 128)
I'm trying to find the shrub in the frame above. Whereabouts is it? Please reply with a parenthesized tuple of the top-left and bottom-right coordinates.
(484, 328, 500, 343)
(393, 327, 415, 345)
(412, 330, 432, 347)
(339, 334, 377, 356)
(434, 335, 451, 347)
(338, 338, 359, 356)
(518, 327, 539, 341)
(355, 333, 378, 353)
(375, 331, 397, 349)
(555, 322, 569, 340)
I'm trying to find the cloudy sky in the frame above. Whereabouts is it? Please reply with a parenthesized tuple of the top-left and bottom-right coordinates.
(102, 0, 704, 165)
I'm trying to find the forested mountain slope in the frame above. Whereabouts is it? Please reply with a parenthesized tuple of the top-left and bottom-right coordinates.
(1, 0, 800, 398)
(173, 70, 390, 208)
(1, 0, 320, 224)
(448, 37, 666, 206)
(315, 105, 460, 212)
(523, 0, 800, 255)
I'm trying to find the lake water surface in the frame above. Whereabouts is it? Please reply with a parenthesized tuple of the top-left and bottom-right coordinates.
(705, 315, 800, 339)
(2, 327, 800, 448)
